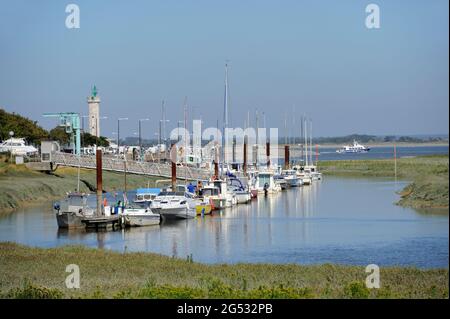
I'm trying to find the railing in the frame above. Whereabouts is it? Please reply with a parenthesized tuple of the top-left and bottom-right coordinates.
(53, 152, 212, 181)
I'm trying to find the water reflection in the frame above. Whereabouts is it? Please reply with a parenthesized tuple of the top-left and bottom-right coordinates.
(0, 177, 448, 268)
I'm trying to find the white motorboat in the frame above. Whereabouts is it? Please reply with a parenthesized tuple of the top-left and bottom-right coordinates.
(293, 165, 312, 185)
(227, 177, 251, 204)
(0, 137, 38, 156)
(281, 169, 302, 187)
(303, 165, 322, 181)
(121, 205, 160, 227)
(273, 174, 288, 190)
(336, 140, 370, 153)
(150, 191, 197, 219)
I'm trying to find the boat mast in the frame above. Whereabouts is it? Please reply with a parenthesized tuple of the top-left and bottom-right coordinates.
(255, 108, 259, 168)
(304, 117, 308, 166)
(222, 62, 229, 170)
(310, 119, 313, 166)
(184, 96, 188, 185)
(300, 114, 304, 165)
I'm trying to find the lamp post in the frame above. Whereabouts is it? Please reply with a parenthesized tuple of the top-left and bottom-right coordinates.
(117, 117, 128, 158)
(138, 118, 150, 161)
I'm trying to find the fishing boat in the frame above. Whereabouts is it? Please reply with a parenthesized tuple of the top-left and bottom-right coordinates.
(336, 140, 370, 153)
(121, 205, 160, 227)
(54, 192, 97, 228)
(150, 191, 197, 219)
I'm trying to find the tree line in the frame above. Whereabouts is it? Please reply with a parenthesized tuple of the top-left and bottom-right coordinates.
(1, 108, 109, 147)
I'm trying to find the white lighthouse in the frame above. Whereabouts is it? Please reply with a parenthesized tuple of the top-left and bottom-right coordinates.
(87, 85, 101, 137)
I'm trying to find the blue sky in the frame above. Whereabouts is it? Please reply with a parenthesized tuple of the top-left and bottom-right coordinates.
(0, 0, 448, 139)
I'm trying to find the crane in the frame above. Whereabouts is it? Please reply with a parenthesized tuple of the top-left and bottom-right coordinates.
(43, 112, 81, 156)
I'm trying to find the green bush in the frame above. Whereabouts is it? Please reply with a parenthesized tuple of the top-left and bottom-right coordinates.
(343, 282, 370, 299)
(4, 281, 63, 299)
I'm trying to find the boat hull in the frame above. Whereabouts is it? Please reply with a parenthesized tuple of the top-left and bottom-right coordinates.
(56, 212, 84, 229)
(235, 192, 251, 204)
(196, 204, 212, 215)
(211, 198, 227, 210)
(285, 178, 299, 187)
(123, 214, 160, 226)
(158, 207, 196, 219)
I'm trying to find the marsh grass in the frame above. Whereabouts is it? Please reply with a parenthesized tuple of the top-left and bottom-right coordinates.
(318, 155, 449, 209)
(0, 243, 447, 299)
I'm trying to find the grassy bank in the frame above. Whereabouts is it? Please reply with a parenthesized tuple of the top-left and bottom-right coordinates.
(318, 155, 449, 210)
(0, 243, 447, 299)
(0, 160, 160, 213)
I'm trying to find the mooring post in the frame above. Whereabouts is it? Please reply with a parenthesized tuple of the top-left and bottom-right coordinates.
(96, 149, 103, 216)
(284, 145, 290, 169)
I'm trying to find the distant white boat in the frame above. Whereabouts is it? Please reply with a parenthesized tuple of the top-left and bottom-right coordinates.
(336, 140, 370, 153)
(0, 137, 38, 156)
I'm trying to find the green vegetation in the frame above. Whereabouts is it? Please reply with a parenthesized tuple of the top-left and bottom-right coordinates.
(0, 243, 447, 299)
(1, 108, 109, 147)
(0, 156, 159, 213)
(0, 108, 48, 144)
(319, 155, 449, 210)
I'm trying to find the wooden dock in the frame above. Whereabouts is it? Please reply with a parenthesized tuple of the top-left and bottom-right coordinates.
(82, 215, 122, 230)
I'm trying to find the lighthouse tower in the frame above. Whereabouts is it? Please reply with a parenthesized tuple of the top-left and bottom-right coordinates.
(87, 85, 101, 137)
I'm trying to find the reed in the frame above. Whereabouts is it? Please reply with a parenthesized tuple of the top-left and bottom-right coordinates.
(0, 243, 447, 299)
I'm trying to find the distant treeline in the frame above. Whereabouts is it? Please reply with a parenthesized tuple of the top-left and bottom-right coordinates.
(0, 108, 109, 147)
(278, 134, 448, 145)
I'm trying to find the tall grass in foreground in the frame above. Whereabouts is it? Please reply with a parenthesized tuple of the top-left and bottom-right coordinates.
(0, 243, 448, 299)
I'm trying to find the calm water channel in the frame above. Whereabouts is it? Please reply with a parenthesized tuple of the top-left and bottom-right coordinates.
(0, 176, 448, 268)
